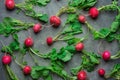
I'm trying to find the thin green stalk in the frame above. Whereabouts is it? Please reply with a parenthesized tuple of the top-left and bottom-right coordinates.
(49, 68, 71, 80)
(29, 50, 39, 65)
(53, 24, 66, 41)
(56, 6, 67, 16)
(111, 51, 120, 60)
(6, 65, 19, 80)
(29, 48, 48, 58)
(98, 4, 113, 11)
(56, 6, 76, 16)
(85, 21, 95, 32)
(15, 59, 24, 68)
(12, 54, 24, 68)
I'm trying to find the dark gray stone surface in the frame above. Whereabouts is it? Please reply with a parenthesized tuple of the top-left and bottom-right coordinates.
(0, 0, 120, 80)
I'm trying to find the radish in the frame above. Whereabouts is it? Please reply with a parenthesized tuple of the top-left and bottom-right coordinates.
(33, 23, 42, 33)
(46, 37, 53, 45)
(77, 70, 87, 80)
(5, 0, 15, 10)
(78, 15, 86, 23)
(23, 66, 31, 75)
(98, 68, 105, 76)
(50, 16, 61, 27)
(75, 43, 84, 51)
(2, 55, 12, 65)
(102, 50, 111, 61)
(89, 7, 99, 18)
(24, 37, 34, 47)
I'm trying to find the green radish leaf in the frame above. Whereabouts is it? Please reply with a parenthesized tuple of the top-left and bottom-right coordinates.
(66, 7, 77, 13)
(51, 61, 69, 79)
(110, 22, 119, 32)
(71, 66, 82, 76)
(67, 38, 82, 45)
(48, 48, 58, 61)
(99, 28, 111, 37)
(31, 66, 51, 79)
(1, 34, 20, 54)
(16, 2, 49, 22)
(67, 14, 77, 23)
(71, 51, 101, 75)
(98, 0, 118, 11)
(110, 14, 120, 32)
(108, 64, 120, 79)
(93, 28, 110, 39)
(25, 0, 50, 6)
(37, 0, 50, 6)
(62, 20, 82, 35)
(69, 0, 97, 9)
(58, 50, 73, 62)
(65, 45, 76, 53)
(0, 17, 34, 36)
(38, 14, 49, 22)
(43, 75, 52, 80)
(1, 46, 13, 54)
(105, 33, 120, 42)
(63, 34, 74, 41)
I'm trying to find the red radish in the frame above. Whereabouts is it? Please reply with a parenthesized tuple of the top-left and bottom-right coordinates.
(23, 66, 31, 75)
(77, 70, 87, 80)
(24, 37, 34, 47)
(33, 23, 42, 33)
(2, 55, 12, 65)
(78, 15, 86, 23)
(46, 37, 53, 45)
(75, 43, 84, 51)
(102, 50, 111, 61)
(89, 7, 99, 18)
(98, 68, 105, 76)
(50, 16, 61, 27)
(5, 0, 15, 10)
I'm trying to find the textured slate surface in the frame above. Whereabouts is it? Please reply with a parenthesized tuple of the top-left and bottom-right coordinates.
(0, 0, 120, 80)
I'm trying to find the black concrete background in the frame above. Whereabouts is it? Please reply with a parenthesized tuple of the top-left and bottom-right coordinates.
(0, 0, 120, 80)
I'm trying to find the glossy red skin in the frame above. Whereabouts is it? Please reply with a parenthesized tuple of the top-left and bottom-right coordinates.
(102, 50, 111, 61)
(23, 66, 31, 75)
(50, 16, 61, 27)
(33, 23, 42, 33)
(75, 43, 84, 51)
(77, 70, 87, 80)
(5, 0, 15, 10)
(89, 7, 99, 18)
(46, 37, 53, 45)
(98, 68, 105, 76)
(78, 15, 86, 23)
(2, 55, 12, 65)
(24, 37, 34, 47)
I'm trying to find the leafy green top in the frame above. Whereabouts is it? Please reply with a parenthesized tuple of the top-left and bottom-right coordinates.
(71, 51, 101, 75)
(0, 17, 34, 37)
(106, 64, 120, 79)
(16, 2, 48, 22)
